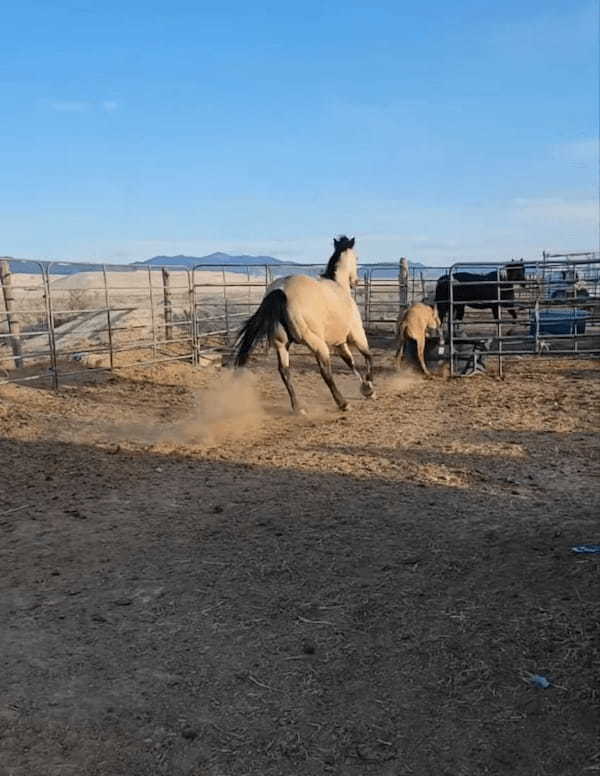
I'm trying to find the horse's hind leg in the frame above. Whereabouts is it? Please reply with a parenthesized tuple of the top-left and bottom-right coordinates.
(394, 325, 406, 368)
(416, 336, 432, 377)
(275, 341, 303, 414)
(304, 334, 348, 410)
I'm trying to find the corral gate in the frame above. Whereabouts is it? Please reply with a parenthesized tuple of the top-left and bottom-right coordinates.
(446, 254, 600, 376)
(0, 259, 195, 388)
(1, 253, 599, 388)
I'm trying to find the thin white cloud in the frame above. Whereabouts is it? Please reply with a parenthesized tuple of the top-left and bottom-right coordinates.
(101, 100, 119, 113)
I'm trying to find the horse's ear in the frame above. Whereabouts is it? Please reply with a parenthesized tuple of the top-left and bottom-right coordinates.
(333, 237, 340, 249)
(348, 237, 355, 249)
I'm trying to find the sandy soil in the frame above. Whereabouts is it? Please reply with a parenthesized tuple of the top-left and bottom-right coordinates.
(1, 340, 599, 776)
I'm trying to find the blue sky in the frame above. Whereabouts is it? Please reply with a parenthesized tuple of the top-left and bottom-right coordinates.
(1, 0, 598, 265)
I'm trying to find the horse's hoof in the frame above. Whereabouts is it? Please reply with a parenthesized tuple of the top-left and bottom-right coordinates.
(295, 407, 308, 416)
(339, 402, 350, 412)
(360, 381, 375, 398)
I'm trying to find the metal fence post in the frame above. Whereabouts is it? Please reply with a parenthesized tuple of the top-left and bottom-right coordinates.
(363, 270, 370, 328)
(162, 268, 173, 344)
(449, 266, 455, 376)
(102, 265, 114, 370)
(147, 267, 158, 360)
(496, 267, 503, 378)
(43, 263, 59, 390)
(186, 269, 196, 366)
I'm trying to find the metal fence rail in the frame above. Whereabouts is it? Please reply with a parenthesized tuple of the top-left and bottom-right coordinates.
(361, 264, 449, 328)
(2, 252, 598, 388)
(446, 255, 600, 376)
(0, 259, 52, 381)
(0, 258, 196, 387)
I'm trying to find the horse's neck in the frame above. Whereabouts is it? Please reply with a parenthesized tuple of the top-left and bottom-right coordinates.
(332, 267, 352, 293)
(330, 253, 354, 294)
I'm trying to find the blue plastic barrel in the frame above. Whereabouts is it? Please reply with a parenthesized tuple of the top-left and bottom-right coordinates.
(529, 308, 589, 336)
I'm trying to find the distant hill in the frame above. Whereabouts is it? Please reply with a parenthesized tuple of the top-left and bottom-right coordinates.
(5, 253, 442, 278)
(4, 252, 290, 276)
(132, 252, 289, 269)
(3, 259, 132, 276)
(131, 256, 437, 279)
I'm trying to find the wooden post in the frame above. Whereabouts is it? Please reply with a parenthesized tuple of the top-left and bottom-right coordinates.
(399, 257, 409, 306)
(162, 268, 173, 343)
(0, 259, 23, 368)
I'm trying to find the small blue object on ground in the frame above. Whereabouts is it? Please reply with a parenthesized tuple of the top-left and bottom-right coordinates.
(528, 674, 551, 689)
(570, 544, 600, 554)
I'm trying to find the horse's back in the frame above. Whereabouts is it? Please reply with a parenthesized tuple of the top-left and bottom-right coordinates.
(436, 271, 506, 303)
(400, 303, 438, 339)
(272, 274, 358, 345)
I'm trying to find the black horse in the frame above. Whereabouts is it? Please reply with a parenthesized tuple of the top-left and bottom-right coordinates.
(434, 262, 526, 326)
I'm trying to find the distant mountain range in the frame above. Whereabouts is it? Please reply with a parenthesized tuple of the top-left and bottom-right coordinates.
(132, 252, 287, 268)
(132, 253, 432, 278)
(5, 251, 433, 277)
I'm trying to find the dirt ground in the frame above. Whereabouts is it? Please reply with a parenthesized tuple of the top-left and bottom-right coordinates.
(1, 338, 599, 776)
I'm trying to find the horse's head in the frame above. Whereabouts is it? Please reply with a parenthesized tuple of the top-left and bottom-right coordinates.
(505, 260, 526, 284)
(323, 235, 359, 288)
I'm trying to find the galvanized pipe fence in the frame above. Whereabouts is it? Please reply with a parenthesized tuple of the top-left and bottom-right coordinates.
(1, 252, 598, 388)
(447, 254, 600, 376)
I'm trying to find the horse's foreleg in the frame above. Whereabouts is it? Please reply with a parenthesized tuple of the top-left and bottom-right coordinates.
(275, 342, 303, 414)
(338, 342, 362, 380)
(348, 330, 374, 380)
(352, 345, 375, 398)
(338, 342, 375, 399)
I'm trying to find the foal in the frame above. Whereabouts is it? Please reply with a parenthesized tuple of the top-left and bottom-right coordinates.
(394, 302, 443, 377)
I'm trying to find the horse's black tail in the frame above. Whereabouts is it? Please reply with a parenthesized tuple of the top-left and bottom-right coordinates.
(233, 289, 294, 367)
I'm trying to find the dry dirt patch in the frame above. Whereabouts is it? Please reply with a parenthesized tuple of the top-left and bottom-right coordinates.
(1, 348, 599, 775)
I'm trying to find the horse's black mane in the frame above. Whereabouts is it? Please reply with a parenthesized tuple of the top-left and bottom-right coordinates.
(321, 235, 355, 280)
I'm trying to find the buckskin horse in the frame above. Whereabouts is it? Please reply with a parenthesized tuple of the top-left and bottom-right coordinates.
(233, 236, 375, 413)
